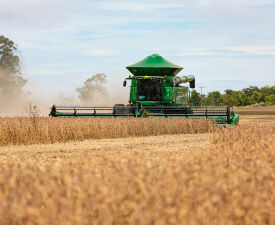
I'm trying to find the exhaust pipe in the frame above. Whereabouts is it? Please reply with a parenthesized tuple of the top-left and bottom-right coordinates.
(175, 75, 195, 88)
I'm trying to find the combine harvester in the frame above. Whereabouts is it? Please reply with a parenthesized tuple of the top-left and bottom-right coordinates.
(50, 54, 239, 125)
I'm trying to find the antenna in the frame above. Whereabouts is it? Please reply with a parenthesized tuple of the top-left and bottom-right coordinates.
(199, 86, 204, 106)
(199, 86, 204, 96)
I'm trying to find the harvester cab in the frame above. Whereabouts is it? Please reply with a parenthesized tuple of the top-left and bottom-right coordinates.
(124, 74, 195, 106)
(50, 54, 239, 125)
(124, 54, 195, 106)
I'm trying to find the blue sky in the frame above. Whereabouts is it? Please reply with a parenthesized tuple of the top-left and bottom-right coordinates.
(1, 0, 275, 101)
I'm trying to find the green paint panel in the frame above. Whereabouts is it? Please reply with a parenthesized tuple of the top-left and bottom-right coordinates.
(173, 87, 188, 104)
(162, 87, 172, 101)
(127, 54, 183, 76)
(129, 79, 137, 101)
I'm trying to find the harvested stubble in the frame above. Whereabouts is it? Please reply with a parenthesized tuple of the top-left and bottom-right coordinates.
(0, 123, 274, 225)
(235, 105, 275, 115)
(0, 117, 213, 146)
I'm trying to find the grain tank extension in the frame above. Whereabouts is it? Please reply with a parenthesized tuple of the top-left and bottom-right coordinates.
(50, 54, 239, 125)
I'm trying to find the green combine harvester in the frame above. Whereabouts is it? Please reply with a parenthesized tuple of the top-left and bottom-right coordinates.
(50, 54, 239, 125)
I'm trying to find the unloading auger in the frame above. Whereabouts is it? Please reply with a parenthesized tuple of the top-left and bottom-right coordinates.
(50, 54, 239, 125)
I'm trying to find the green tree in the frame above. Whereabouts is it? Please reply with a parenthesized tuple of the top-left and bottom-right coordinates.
(265, 94, 275, 105)
(207, 91, 222, 105)
(251, 91, 261, 104)
(241, 86, 259, 96)
(259, 86, 275, 102)
(201, 97, 210, 106)
(190, 90, 201, 105)
(260, 86, 273, 96)
(224, 89, 233, 95)
(222, 91, 241, 106)
(0, 35, 26, 98)
(76, 73, 107, 102)
(230, 91, 241, 106)
(202, 85, 275, 106)
(239, 93, 249, 106)
(221, 94, 231, 106)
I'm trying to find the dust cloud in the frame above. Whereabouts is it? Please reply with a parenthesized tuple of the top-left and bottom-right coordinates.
(0, 80, 129, 117)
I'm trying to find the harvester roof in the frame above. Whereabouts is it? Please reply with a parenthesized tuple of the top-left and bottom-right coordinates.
(126, 54, 183, 76)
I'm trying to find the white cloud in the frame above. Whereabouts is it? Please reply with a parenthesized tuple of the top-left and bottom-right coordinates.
(0, 0, 65, 24)
(92, 0, 188, 12)
(176, 46, 275, 57)
(230, 46, 275, 56)
(86, 49, 117, 56)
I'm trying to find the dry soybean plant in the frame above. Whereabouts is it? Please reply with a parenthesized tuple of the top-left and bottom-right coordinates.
(0, 117, 214, 146)
(0, 123, 274, 225)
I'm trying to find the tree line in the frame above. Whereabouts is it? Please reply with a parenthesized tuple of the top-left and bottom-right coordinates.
(190, 86, 275, 106)
(0, 35, 26, 102)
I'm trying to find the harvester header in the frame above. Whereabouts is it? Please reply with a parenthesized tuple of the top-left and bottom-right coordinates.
(50, 54, 239, 125)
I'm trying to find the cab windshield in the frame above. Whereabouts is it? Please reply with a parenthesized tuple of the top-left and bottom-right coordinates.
(137, 79, 162, 101)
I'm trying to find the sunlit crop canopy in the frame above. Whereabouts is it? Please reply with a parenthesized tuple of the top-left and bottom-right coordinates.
(126, 54, 183, 76)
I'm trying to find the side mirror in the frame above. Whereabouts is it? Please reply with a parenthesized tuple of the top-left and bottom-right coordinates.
(190, 80, 195, 89)
(123, 80, 127, 87)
